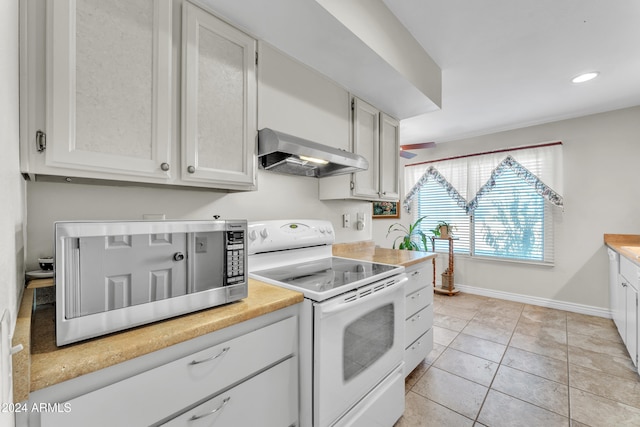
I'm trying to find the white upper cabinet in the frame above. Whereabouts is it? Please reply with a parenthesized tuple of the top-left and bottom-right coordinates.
(379, 113, 400, 201)
(181, 2, 256, 188)
(20, 0, 257, 191)
(351, 97, 380, 199)
(319, 96, 400, 202)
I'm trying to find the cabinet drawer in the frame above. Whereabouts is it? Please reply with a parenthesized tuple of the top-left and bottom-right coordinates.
(41, 316, 297, 427)
(405, 264, 431, 295)
(621, 256, 639, 289)
(406, 287, 432, 319)
(405, 305, 433, 346)
(163, 357, 297, 427)
(404, 328, 433, 377)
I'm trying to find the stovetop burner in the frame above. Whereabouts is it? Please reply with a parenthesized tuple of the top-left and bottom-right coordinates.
(250, 256, 400, 301)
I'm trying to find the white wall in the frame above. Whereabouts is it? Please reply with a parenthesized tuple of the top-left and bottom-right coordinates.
(374, 106, 640, 312)
(25, 43, 372, 269)
(0, 0, 25, 420)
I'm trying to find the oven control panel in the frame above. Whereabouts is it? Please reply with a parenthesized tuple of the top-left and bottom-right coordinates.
(247, 220, 334, 254)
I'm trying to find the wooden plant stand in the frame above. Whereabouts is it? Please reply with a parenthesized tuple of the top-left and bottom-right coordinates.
(430, 237, 459, 296)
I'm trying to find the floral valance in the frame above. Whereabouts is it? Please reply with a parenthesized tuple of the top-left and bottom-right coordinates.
(403, 143, 563, 213)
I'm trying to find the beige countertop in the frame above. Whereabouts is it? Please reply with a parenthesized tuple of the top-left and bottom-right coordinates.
(333, 240, 437, 267)
(604, 234, 640, 267)
(13, 278, 303, 401)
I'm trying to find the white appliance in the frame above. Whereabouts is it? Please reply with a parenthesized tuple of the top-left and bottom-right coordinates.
(248, 220, 407, 427)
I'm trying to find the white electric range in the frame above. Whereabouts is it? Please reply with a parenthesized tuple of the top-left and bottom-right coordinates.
(248, 220, 407, 427)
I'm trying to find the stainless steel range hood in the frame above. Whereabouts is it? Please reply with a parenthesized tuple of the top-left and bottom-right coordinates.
(258, 128, 368, 178)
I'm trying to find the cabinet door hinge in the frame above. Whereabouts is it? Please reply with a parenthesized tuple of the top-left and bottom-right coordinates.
(36, 130, 46, 152)
(351, 99, 354, 111)
(350, 181, 355, 190)
(255, 51, 258, 66)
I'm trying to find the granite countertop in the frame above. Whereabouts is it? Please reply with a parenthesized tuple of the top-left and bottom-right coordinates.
(604, 234, 640, 267)
(13, 279, 303, 401)
(332, 240, 437, 267)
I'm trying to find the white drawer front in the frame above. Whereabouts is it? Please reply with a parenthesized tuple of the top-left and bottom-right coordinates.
(41, 316, 297, 427)
(163, 357, 297, 427)
(406, 287, 432, 318)
(405, 264, 431, 295)
(404, 328, 434, 377)
(620, 256, 639, 289)
(405, 304, 433, 347)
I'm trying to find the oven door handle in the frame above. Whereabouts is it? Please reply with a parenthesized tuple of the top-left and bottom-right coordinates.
(320, 275, 407, 316)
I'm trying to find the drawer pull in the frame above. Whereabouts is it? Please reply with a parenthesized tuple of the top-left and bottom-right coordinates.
(190, 346, 230, 365)
(189, 397, 231, 421)
(412, 315, 421, 322)
(411, 340, 421, 350)
(411, 293, 421, 300)
(411, 271, 420, 277)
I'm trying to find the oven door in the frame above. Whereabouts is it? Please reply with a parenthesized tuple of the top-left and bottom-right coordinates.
(313, 274, 407, 427)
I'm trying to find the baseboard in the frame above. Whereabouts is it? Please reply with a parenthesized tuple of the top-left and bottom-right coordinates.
(454, 284, 612, 319)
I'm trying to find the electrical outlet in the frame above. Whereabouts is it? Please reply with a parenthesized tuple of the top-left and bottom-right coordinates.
(343, 213, 351, 228)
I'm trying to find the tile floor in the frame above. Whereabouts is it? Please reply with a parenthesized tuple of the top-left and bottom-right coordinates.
(395, 292, 640, 427)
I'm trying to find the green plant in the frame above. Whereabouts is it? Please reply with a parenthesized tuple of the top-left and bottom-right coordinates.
(386, 216, 429, 251)
(430, 220, 454, 237)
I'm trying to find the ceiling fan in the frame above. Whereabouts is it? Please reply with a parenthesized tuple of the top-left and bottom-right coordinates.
(399, 142, 435, 159)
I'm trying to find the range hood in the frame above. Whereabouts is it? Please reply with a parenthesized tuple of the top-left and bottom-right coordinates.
(258, 128, 368, 178)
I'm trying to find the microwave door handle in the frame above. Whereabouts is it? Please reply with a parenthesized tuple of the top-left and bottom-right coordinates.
(320, 275, 407, 316)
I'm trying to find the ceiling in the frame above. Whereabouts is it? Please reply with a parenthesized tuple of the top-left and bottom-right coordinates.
(382, 0, 640, 144)
(202, 0, 640, 145)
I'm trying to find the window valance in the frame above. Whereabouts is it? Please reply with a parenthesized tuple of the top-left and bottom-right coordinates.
(403, 142, 563, 213)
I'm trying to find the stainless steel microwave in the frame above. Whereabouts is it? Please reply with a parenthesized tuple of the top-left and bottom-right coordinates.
(54, 220, 247, 345)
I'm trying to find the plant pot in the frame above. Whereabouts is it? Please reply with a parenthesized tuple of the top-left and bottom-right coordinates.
(439, 225, 450, 239)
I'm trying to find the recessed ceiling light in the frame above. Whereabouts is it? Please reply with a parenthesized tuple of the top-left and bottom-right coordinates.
(572, 72, 599, 83)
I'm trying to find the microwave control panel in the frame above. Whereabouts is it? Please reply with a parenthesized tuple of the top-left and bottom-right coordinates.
(226, 230, 245, 284)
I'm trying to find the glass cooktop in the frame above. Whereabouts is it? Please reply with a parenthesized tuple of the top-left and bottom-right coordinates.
(250, 257, 402, 301)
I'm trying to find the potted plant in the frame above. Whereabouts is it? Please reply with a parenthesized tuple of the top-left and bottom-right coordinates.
(386, 216, 429, 251)
(431, 221, 454, 239)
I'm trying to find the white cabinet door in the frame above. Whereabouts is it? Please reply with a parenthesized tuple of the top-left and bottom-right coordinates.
(609, 249, 625, 334)
(46, 0, 173, 179)
(352, 97, 380, 199)
(181, 2, 257, 189)
(624, 282, 638, 367)
(379, 113, 400, 201)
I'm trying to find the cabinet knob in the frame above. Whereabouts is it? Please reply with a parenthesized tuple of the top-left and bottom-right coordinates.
(187, 165, 196, 174)
(160, 162, 170, 171)
(173, 252, 185, 261)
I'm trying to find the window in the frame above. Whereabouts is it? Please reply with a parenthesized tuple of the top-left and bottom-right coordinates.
(406, 144, 562, 264)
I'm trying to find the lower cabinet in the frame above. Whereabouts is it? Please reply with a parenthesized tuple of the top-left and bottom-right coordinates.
(609, 248, 639, 370)
(28, 310, 299, 427)
(163, 357, 296, 427)
(403, 262, 434, 376)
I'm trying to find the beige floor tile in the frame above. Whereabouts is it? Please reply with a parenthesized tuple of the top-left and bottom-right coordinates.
(461, 319, 514, 345)
(443, 293, 489, 310)
(567, 316, 622, 344)
(502, 346, 568, 384)
(434, 313, 470, 332)
(491, 365, 569, 416)
(412, 367, 488, 420)
(509, 331, 568, 361)
(433, 325, 459, 346)
(435, 303, 478, 321)
(514, 318, 568, 344)
(471, 311, 520, 330)
(568, 345, 638, 382)
(394, 391, 474, 427)
(478, 299, 524, 318)
(424, 342, 447, 365)
(449, 333, 507, 363)
(567, 331, 629, 358)
(570, 388, 640, 427)
(433, 348, 499, 386)
(478, 389, 569, 427)
(569, 363, 640, 409)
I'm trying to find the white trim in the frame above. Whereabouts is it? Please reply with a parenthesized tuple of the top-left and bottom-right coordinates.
(454, 283, 611, 319)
